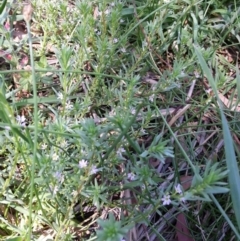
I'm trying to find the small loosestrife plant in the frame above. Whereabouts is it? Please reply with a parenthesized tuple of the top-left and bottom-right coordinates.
(0, 0, 239, 240)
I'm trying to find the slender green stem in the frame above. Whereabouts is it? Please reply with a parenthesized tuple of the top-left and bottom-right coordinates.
(156, 105, 196, 172)
(26, 20, 38, 241)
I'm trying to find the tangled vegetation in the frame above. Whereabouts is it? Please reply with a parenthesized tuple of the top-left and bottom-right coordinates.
(0, 0, 240, 240)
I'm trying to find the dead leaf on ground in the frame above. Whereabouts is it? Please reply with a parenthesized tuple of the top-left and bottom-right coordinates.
(176, 176, 194, 241)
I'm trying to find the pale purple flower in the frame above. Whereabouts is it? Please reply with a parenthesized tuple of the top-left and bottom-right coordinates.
(54, 171, 64, 183)
(104, 8, 110, 15)
(79, 159, 88, 168)
(174, 184, 182, 194)
(117, 147, 125, 156)
(161, 194, 171, 206)
(90, 165, 99, 175)
(130, 107, 136, 114)
(113, 38, 118, 43)
(127, 172, 136, 181)
(16, 115, 26, 126)
(54, 171, 61, 180)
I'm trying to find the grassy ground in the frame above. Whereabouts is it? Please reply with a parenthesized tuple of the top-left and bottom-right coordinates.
(0, 0, 240, 240)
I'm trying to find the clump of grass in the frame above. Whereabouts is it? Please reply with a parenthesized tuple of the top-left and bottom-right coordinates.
(0, 0, 240, 241)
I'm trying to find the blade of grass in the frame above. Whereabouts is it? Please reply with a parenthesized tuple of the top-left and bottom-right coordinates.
(24, 5, 38, 240)
(236, 64, 240, 101)
(156, 106, 196, 172)
(194, 44, 240, 233)
(0, 0, 7, 14)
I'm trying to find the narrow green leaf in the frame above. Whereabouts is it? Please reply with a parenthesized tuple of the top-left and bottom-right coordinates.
(193, 44, 218, 96)
(0, 0, 7, 14)
(5, 237, 23, 241)
(11, 127, 29, 144)
(194, 45, 240, 233)
(236, 64, 240, 101)
(221, 112, 240, 229)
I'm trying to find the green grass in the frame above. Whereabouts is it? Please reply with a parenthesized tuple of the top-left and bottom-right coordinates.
(0, 0, 240, 240)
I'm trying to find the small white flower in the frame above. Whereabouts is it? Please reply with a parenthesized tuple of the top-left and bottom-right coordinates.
(109, 109, 116, 117)
(60, 140, 68, 148)
(127, 172, 136, 181)
(205, 88, 212, 94)
(140, 128, 147, 135)
(180, 70, 186, 77)
(142, 40, 148, 47)
(51, 185, 58, 195)
(194, 71, 200, 78)
(79, 159, 88, 168)
(54, 171, 64, 183)
(104, 8, 110, 15)
(120, 19, 124, 23)
(90, 165, 99, 175)
(71, 190, 78, 197)
(16, 115, 26, 126)
(57, 92, 63, 100)
(180, 196, 186, 203)
(130, 107, 136, 114)
(65, 101, 73, 110)
(41, 143, 47, 150)
(16, 115, 26, 123)
(52, 153, 59, 161)
(117, 147, 125, 156)
(120, 47, 126, 53)
(110, 2, 115, 7)
(113, 38, 118, 43)
(161, 194, 171, 206)
(98, 11, 102, 17)
(94, 29, 101, 35)
(149, 94, 154, 102)
(174, 184, 182, 194)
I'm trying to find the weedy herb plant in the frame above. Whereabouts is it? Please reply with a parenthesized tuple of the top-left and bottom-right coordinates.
(0, 0, 240, 240)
